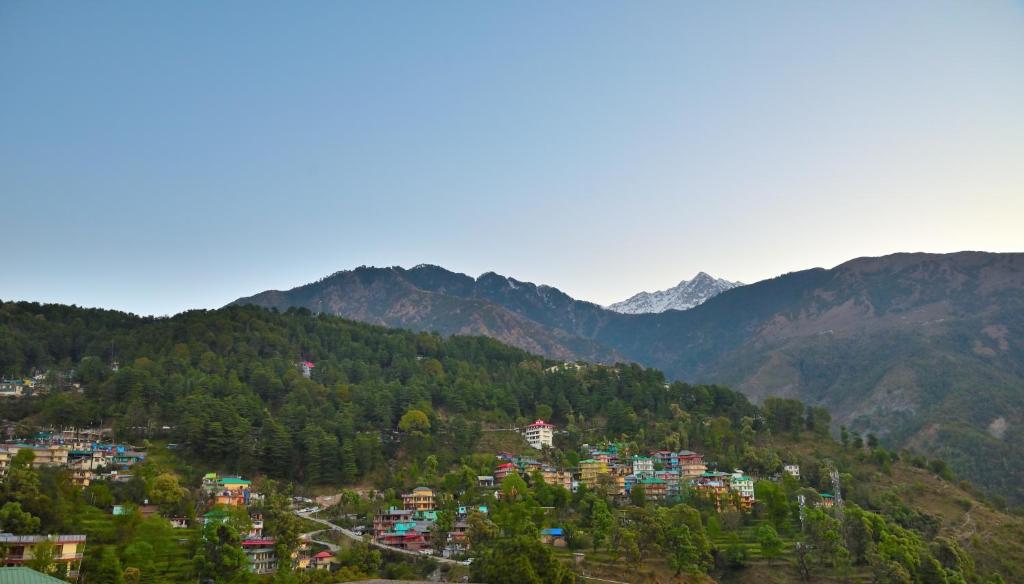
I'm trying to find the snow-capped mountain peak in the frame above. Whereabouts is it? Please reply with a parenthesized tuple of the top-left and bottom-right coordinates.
(605, 273, 742, 314)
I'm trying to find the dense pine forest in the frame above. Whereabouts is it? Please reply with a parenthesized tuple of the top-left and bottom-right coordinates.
(0, 300, 1021, 583)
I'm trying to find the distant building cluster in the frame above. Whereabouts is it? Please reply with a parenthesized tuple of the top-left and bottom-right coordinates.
(0, 427, 144, 486)
(372, 486, 489, 558)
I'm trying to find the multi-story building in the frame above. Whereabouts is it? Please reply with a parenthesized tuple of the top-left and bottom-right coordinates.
(402, 486, 436, 512)
(729, 470, 756, 509)
(493, 463, 517, 481)
(678, 451, 707, 479)
(540, 466, 573, 490)
(373, 508, 415, 540)
(638, 476, 668, 501)
(578, 459, 609, 490)
(214, 478, 254, 507)
(783, 464, 801, 479)
(523, 420, 555, 450)
(631, 455, 654, 476)
(0, 534, 87, 580)
(0, 444, 70, 468)
(242, 538, 277, 574)
(651, 450, 679, 470)
(691, 472, 730, 510)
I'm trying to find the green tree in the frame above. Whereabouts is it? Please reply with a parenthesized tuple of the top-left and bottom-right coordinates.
(757, 523, 783, 565)
(148, 473, 187, 515)
(666, 525, 700, 574)
(92, 546, 125, 584)
(590, 500, 614, 551)
(25, 540, 57, 576)
(398, 409, 430, 434)
(471, 536, 574, 584)
(0, 502, 40, 534)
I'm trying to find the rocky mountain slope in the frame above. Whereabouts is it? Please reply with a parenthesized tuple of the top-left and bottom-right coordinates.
(605, 272, 741, 314)
(232, 252, 1024, 502)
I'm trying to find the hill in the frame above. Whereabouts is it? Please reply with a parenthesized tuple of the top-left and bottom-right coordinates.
(1, 300, 1021, 583)
(231, 252, 1024, 503)
(0, 297, 1019, 577)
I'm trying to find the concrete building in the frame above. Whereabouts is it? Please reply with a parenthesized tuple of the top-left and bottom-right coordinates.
(242, 538, 277, 574)
(631, 455, 654, 475)
(0, 534, 87, 580)
(523, 420, 555, 450)
(401, 487, 436, 512)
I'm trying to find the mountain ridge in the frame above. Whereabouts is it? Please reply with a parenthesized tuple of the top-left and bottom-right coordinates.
(231, 251, 1024, 502)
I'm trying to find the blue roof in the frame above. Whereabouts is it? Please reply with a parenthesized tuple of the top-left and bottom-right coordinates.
(541, 528, 564, 536)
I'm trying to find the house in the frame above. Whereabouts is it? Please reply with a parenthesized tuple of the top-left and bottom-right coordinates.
(819, 493, 835, 508)
(540, 527, 567, 547)
(373, 508, 415, 541)
(312, 550, 334, 570)
(402, 487, 435, 512)
(523, 420, 555, 450)
(242, 538, 277, 574)
(729, 470, 756, 509)
(540, 466, 573, 490)
(210, 477, 254, 507)
(300, 361, 315, 379)
(169, 517, 189, 529)
(0, 380, 25, 398)
(477, 475, 495, 488)
(0, 534, 87, 581)
(632, 455, 654, 476)
(493, 463, 518, 481)
(783, 464, 801, 479)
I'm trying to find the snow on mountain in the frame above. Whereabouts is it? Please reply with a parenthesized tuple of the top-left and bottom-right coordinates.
(605, 272, 742, 314)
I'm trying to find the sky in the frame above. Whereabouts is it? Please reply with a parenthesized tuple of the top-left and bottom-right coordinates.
(2, 1, 1023, 316)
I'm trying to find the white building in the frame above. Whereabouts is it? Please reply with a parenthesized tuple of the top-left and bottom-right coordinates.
(730, 469, 755, 502)
(523, 420, 554, 450)
(631, 455, 654, 475)
(783, 464, 801, 479)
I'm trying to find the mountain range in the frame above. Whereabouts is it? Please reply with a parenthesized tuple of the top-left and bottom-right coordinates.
(232, 252, 1024, 502)
(605, 272, 741, 314)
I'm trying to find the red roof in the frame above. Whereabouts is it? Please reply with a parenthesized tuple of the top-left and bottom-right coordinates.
(242, 538, 275, 546)
(301, 361, 315, 367)
(528, 419, 554, 428)
(313, 551, 334, 559)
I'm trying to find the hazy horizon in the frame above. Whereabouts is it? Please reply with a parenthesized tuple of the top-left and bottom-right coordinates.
(3, 2, 1023, 315)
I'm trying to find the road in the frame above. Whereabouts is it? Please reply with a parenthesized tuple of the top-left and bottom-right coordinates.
(295, 510, 467, 566)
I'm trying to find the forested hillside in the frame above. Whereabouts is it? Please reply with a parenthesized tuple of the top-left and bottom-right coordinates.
(0, 300, 1021, 583)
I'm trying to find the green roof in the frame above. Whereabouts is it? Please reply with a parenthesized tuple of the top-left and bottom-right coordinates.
(0, 567, 71, 584)
(218, 478, 251, 485)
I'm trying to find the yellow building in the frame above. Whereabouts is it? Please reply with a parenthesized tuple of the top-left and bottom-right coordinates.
(578, 459, 609, 490)
(0, 534, 87, 580)
(402, 486, 436, 511)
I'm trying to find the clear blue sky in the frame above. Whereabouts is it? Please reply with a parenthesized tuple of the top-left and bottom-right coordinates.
(2, 1, 1022, 315)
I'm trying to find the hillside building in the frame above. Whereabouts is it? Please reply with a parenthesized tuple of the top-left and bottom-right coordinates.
(523, 419, 555, 449)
